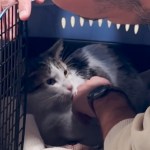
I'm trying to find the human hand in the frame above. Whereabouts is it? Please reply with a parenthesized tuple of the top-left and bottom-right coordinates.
(73, 76, 135, 138)
(0, 0, 44, 40)
(0, 0, 45, 21)
(73, 76, 110, 117)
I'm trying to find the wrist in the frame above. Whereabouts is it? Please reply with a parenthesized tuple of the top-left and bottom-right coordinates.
(93, 92, 136, 139)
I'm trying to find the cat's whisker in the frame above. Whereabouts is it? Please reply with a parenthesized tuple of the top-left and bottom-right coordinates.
(65, 62, 75, 68)
(64, 56, 73, 64)
(61, 46, 68, 62)
(63, 95, 68, 104)
(63, 59, 76, 68)
(59, 94, 71, 106)
(41, 94, 60, 105)
(58, 95, 63, 103)
(65, 57, 82, 67)
(64, 50, 79, 64)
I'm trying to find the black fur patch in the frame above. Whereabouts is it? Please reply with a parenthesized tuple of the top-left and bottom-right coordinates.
(69, 57, 88, 70)
(66, 50, 111, 80)
(87, 68, 98, 78)
(66, 49, 89, 76)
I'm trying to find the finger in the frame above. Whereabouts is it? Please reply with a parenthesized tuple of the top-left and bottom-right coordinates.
(86, 76, 111, 88)
(18, 0, 31, 21)
(77, 77, 110, 92)
(1, 0, 15, 8)
(91, 76, 110, 83)
(35, 0, 45, 4)
(73, 95, 95, 117)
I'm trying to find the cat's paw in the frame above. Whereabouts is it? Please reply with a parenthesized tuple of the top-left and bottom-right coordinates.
(74, 90, 78, 95)
(72, 85, 79, 96)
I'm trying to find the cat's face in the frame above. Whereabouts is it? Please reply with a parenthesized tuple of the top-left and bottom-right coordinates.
(32, 59, 73, 98)
(27, 40, 84, 113)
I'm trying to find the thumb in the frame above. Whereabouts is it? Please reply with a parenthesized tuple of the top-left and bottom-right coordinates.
(18, 0, 31, 20)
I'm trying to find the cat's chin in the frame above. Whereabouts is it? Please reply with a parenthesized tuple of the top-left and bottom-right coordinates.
(63, 88, 74, 97)
(60, 92, 73, 105)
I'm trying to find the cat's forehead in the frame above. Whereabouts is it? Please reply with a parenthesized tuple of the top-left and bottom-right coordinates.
(38, 57, 66, 75)
(45, 57, 66, 70)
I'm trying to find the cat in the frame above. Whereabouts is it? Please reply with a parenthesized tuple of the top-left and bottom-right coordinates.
(26, 40, 149, 149)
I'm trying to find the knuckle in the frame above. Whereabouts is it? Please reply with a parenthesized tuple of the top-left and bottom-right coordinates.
(1, 0, 15, 8)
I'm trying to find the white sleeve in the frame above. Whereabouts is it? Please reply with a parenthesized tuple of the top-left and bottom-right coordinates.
(104, 107, 150, 150)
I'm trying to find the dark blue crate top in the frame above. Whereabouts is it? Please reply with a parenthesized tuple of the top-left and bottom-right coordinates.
(28, 0, 150, 45)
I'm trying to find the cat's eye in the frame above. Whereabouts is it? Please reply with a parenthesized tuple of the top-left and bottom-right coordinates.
(46, 78, 56, 85)
(64, 70, 68, 76)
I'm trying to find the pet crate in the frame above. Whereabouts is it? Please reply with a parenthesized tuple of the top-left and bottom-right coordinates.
(1, 1, 150, 150)
(0, 3, 26, 150)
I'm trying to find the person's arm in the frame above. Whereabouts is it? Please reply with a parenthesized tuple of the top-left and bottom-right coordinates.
(89, 85, 150, 150)
(93, 91, 135, 139)
(73, 76, 150, 150)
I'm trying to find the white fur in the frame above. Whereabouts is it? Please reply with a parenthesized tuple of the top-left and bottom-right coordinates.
(24, 114, 72, 150)
(50, 64, 85, 95)
(68, 70, 85, 95)
(50, 64, 70, 89)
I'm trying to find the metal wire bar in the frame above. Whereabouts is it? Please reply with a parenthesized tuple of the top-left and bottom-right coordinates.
(0, 2, 18, 19)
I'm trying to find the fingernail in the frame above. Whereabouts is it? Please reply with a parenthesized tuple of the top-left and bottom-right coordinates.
(37, 0, 45, 4)
(19, 10, 29, 21)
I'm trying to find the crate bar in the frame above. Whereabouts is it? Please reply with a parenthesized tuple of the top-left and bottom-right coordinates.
(0, 3, 26, 150)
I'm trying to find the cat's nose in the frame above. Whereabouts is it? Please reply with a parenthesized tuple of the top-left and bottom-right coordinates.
(67, 85, 73, 91)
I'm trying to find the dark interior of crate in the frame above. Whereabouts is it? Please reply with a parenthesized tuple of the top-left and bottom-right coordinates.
(27, 37, 150, 73)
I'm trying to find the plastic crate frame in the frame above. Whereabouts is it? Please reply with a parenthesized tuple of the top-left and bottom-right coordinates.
(0, 3, 26, 150)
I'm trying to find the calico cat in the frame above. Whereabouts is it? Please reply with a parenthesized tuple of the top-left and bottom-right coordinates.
(27, 40, 149, 149)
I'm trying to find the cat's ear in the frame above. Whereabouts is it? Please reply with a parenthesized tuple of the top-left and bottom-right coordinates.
(41, 40, 64, 59)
